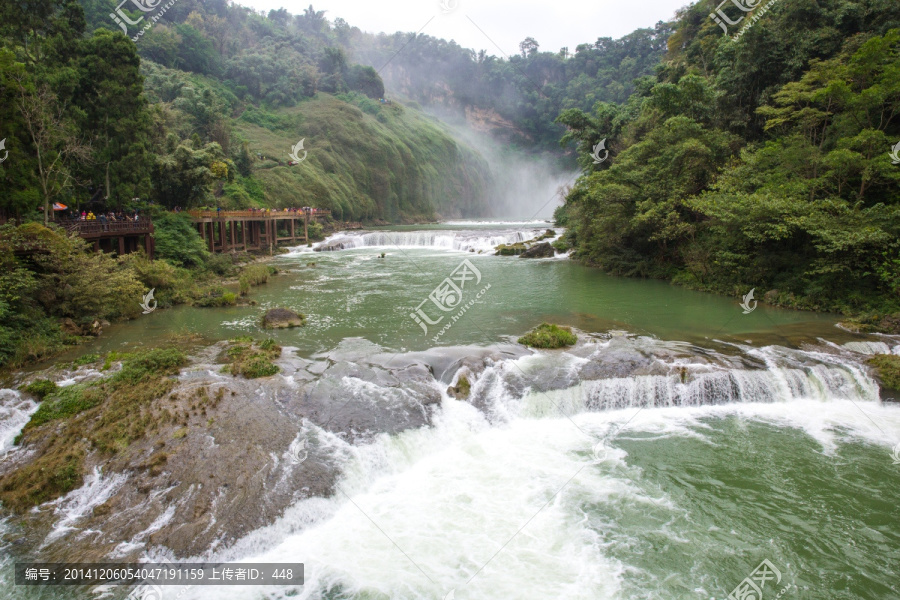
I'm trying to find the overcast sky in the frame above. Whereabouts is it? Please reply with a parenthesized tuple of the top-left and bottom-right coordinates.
(236, 0, 692, 56)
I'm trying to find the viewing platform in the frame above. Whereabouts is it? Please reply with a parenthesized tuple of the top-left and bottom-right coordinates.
(61, 219, 155, 259)
(185, 209, 332, 252)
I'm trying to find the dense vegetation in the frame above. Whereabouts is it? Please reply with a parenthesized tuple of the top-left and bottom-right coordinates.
(555, 0, 900, 316)
(0, 0, 492, 221)
(0, 220, 272, 368)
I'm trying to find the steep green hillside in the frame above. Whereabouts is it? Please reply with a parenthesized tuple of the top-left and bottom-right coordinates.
(556, 0, 900, 317)
(230, 94, 491, 221)
(0, 0, 493, 222)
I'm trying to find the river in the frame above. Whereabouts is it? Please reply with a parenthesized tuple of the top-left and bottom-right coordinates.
(1, 222, 898, 600)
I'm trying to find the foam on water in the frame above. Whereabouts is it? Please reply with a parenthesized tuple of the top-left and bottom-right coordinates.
(43, 467, 129, 545)
(841, 340, 900, 355)
(176, 341, 899, 600)
(0, 389, 38, 455)
(312, 228, 550, 253)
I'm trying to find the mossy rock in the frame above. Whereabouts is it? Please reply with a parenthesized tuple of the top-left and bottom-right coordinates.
(867, 354, 900, 391)
(225, 339, 282, 378)
(447, 374, 471, 399)
(518, 323, 577, 349)
(262, 307, 306, 328)
(520, 242, 555, 259)
(22, 379, 57, 400)
(531, 229, 557, 242)
(495, 243, 526, 256)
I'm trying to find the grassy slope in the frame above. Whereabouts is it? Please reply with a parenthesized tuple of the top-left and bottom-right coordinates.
(233, 94, 492, 221)
(140, 61, 494, 222)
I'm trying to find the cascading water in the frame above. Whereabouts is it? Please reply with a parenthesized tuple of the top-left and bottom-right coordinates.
(142, 337, 897, 600)
(1, 223, 898, 600)
(312, 226, 556, 253)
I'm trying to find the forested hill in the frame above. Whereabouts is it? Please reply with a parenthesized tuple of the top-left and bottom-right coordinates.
(346, 24, 672, 149)
(0, 0, 491, 221)
(556, 0, 900, 318)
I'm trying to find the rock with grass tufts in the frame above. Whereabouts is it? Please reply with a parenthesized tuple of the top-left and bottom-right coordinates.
(262, 308, 306, 329)
(518, 323, 577, 349)
(520, 242, 556, 258)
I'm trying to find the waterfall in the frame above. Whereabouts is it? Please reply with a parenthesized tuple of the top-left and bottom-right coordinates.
(314, 227, 552, 253)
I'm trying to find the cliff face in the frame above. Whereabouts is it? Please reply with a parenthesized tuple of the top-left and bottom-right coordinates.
(377, 65, 532, 146)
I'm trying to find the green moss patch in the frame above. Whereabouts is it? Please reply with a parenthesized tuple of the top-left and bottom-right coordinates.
(0, 348, 188, 512)
(518, 323, 577, 349)
(224, 339, 281, 379)
(495, 243, 527, 256)
(867, 354, 900, 391)
(22, 379, 58, 400)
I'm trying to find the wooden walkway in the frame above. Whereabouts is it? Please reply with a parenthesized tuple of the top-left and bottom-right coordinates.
(61, 220, 155, 259)
(186, 209, 332, 253)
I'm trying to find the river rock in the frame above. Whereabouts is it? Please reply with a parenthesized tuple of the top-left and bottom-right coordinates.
(262, 307, 305, 328)
(520, 242, 556, 258)
(60, 318, 83, 336)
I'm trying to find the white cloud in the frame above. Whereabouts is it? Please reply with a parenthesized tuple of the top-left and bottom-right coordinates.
(236, 0, 690, 55)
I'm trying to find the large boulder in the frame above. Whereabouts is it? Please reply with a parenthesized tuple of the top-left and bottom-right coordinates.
(520, 242, 556, 259)
(262, 307, 306, 329)
(60, 318, 84, 336)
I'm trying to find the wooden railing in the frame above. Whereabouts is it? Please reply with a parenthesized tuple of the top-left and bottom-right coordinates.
(187, 209, 331, 219)
(60, 220, 153, 235)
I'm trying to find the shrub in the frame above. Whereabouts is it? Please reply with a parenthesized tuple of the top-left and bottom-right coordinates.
(551, 239, 571, 253)
(307, 221, 324, 241)
(73, 353, 101, 366)
(224, 339, 281, 378)
(151, 210, 210, 267)
(23, 379, 57, 399)
(193, 286, 236, 307)
(518, 323, 577, 349)
(112, 348, 188, 386)
(205, 253, 234, 276)
(25, 384, 102, 429)
(868, 354, 900, 390)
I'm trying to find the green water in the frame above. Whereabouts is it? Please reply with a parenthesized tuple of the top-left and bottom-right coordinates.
(84, 225, 844, 359)
(6, 224, 899, 600)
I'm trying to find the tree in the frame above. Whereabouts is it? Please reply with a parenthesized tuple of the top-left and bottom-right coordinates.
(519, 37, 539, 58)
(73, 29, 154, 207)
(14, 77, 91, 224)
(346, 65, 384, 99)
